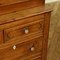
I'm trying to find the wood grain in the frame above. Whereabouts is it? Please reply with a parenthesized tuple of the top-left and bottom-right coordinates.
(0, 0, 52, 60)
(0, 37, 42, 60)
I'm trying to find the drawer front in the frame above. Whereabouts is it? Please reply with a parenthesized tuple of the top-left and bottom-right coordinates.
(0, 37, 42, 60)
(4, 19, 44, 42)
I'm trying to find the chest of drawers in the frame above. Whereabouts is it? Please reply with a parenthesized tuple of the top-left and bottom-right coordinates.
(0, 0, 52, 60)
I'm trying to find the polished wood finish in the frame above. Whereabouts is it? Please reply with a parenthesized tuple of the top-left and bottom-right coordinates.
(0, 31, 4, 44)
(0, 0, 44, 15)
(0, 0, 29, 6)
(4, 19, 44, 42)
(0, 0, 52, 60)
(0, 37, 42, 60)
(0, 14, 44, 29)
(42, 12, 51, 60)
(12, 52, 41, 60)
(0, 0, 44, 6)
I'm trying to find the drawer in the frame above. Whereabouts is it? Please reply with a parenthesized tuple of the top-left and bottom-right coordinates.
(0, 37, 42, 60)
(4, 19, 44, 42)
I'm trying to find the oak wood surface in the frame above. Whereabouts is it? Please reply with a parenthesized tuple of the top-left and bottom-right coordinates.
(0, 0, 44, 15)
(0, 6, 51, 25)
(0, 0, 52, 60)
(0, 31, 4, 44)
(4, 21, 44, 42)
(42, 12, 51, 60)
(0, 0, 29, 6)
(0, 37, 42, 60)
(12, 52, 41, 60)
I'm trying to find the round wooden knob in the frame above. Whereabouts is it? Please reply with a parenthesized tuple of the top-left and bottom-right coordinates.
(30, 47, 35, 52)
(24, 28, 29, 34)
(13, 45, 16, 50)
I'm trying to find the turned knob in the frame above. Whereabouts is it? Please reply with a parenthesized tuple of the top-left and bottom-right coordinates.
(24, 28, 29, 34)
(13, 45, 16, 50)
(30, 47, 35, 52)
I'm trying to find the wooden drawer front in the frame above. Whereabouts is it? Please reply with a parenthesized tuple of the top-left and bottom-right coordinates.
(4, 19, 44, 42)
(0, 37, 42, 60)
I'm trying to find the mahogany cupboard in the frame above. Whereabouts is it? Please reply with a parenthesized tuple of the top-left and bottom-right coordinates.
(0, 0, 52, 60)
